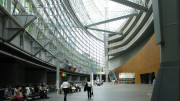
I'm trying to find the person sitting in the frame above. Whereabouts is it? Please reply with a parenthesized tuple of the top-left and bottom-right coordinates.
(26, 84, 30, 96)
(68, 84, 73, 93)
(4, 86, 14, 101)
(39, 84, 48, 99)
(14, 86, 23, 101)
(42, 83, 48, 98)
(71, 85, 76, 93)
(22, 85, 30, 101)
(33, 84, 39, 94)
(75, 84, 81, 92)
(31, 84, 39, 99)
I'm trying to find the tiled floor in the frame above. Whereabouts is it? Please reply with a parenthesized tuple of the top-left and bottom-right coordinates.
(38, 83, 153, 101)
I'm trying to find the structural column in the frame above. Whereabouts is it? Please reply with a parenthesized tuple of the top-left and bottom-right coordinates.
(91, 72, 94, 86)
(105, 33, 109, 82)
(100, 74, 102, 81)
(56, 61, 60, 95)
(152, 0, 180, 101)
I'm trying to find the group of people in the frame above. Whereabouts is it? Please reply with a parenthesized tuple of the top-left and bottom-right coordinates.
(4, 85, 31, 101)
(61, 79, 93, 101)
(3, 83, 49, 101)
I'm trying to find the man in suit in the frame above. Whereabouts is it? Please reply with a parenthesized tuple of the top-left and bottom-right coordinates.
(62, 79, 70, 101)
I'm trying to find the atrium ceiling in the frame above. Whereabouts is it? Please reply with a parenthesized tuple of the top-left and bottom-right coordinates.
(68, 0, 148, 40)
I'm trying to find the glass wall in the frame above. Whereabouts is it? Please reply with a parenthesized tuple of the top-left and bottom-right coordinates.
(0, 0, 105, 73)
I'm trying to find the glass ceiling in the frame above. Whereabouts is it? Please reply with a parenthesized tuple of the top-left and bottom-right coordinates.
(69, 0, 137, 40)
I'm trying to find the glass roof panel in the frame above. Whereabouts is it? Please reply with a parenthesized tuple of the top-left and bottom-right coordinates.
(87, 30, 104, 38)
(69, 0, 136, 37)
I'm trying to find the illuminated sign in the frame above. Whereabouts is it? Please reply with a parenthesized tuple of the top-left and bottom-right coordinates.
(62, 72, 66, 77)
(119, 73, 135, 78)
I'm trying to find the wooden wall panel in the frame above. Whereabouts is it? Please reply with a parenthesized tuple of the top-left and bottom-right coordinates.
(114, 34, 160, 83)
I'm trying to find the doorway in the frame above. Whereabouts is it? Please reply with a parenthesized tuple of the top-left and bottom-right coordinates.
(140, 72, 155, 84)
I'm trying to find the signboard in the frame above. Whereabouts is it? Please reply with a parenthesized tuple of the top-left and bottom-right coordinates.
(119, 73, 135, 78)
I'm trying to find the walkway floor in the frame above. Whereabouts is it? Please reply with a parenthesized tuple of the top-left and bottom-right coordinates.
(39, 83, 153, 101)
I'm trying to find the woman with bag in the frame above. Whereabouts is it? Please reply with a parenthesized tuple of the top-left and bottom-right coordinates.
(85, 79, 92, 99)
(84, 83, 87, 92)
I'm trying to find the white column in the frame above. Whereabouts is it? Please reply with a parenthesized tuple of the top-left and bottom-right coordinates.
(56, 61, 60, 95)
(100, 74, 102, 81)
(91, 72, 94, 86)
(105, 53, 109, 82)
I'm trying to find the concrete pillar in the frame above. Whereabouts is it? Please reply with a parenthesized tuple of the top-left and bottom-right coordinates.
(100, 68, 102, 81)
(100, 74, 102, 81)
(91, 72, 94, 86)
(56, 61, 60, 95)
(152, 0, 180, 101)
(104, 33, 109, 82)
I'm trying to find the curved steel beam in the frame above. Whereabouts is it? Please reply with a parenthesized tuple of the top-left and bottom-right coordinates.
(87, 27, 123, 35)
(86, 12, 138, 27)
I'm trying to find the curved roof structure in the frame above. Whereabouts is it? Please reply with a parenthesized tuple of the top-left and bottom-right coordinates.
(0, 0, 106, 74)
(0, 0, 153, 73)
(67, 0, 153, 58)
(68, 0, 147, 38)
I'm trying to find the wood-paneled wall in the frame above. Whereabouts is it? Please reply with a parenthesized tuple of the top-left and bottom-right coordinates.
(114, 34, 160, 83)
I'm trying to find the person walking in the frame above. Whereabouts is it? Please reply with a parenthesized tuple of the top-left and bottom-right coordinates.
(86, 79, 92, 99)
(62, 79, 70, 101)
(153, 78, 156, 85)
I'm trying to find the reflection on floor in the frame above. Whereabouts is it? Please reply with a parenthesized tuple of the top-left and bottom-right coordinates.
(39, 83, 153, 101)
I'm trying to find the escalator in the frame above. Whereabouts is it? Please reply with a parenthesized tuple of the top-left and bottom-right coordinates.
(109, 71, 118, 82)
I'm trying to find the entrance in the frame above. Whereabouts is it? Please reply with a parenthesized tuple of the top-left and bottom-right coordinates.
(140, 72, 155, 84)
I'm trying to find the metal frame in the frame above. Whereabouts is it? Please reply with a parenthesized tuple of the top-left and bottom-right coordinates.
(87, 27, 123, 35)
(0, 0, 105, 73)
(86, 12, 138, 27)
(111, 0, 148, 12)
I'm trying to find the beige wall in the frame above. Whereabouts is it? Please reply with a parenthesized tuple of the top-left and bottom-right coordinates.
(114, 34, 160, 83)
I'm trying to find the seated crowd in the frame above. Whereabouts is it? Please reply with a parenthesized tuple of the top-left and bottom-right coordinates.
(1, 83, 49, 101)
(1, 82, 82, 100)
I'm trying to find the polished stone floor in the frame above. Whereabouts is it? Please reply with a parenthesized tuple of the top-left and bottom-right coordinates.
(39, 83, 153, 101)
